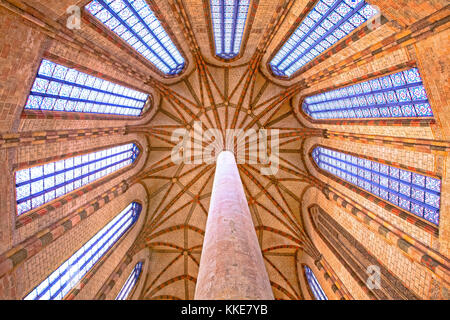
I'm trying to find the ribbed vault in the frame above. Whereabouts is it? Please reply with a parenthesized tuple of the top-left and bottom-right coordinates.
(2, 0, 447, 301)
(128, 60, 324, 300)
(94, 0, 338, 300)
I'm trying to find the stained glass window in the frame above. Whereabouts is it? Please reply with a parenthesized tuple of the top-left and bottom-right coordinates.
(25, 59, 149, 116)
(24, 202, 142, 300)
(86, 0, 185, 75)
(210, 0, 250, 59)
(304, 265, 327, 300)
(116, 261, 143, 300)
(270, 0, 379, 77)
(303, 68, 434, 120)
(16, 143, 140, 216)
(312, 147, 441, 225)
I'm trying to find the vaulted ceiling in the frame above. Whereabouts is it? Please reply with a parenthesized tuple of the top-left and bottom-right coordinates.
(4, 0, 448, 301)
(129, 58, 327, 299)
(119, 0, 348, 300)
(93, 0, 422, 300)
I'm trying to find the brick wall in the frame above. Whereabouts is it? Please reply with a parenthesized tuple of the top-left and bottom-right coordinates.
(0, 6, 46, 133)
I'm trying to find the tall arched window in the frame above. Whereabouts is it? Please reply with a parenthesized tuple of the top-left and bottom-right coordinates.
(86, 0, 185, 75)
(312, 147, 441, 225)
(303, 68, 434, 120)
(116, 261, 143, 300)
(210, 0, 250, 59)
(24, 202, 142, 300)
(25, 59, 149, 116)
(270, 0, 379, 77)
(304, 265, 328, 300)
(15, 143, 140, 215)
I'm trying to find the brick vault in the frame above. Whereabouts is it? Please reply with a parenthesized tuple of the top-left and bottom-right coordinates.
(0, 0, 448, 300)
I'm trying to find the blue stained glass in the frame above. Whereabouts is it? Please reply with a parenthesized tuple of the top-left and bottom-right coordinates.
(312, 147, 441, 225)
(409, 86, 428, 101)
(391, 72, 406, 86)
(403, 68, 421, 84)
(304, 265, 327, 300)
(24, 202, 142, 300)
(86, 0, 185, 75)
(401, 105, 416, 117)
(424, 208, 439, 225)
(270, 0, 378, 77)
(116, 262, 143, 300)
(412, 188, 424, 202)
(389, 193, 399, 205)
(415, 103, 433, 116)
(411, 203, 424, 217)
(374, 93, 385, 104)
(385, 91, 397, 103)
(425, 192, 440, 208)
(399, 183, 410, 196)
(381, 76, 393, 89)
(426, 177, 441, 192)
(399, 197, 410, 210)
(210, 0, 250, 59)
(16, 143, 140, 216)
(366, 94, 376, 105)
(390, 106, 402, 117)
(396, 89, 411, 102)
(25, 60, 149, 116)
(400, 170, 411, 182)
(303, 68, 434, 120)
(412, 173, 425, 187)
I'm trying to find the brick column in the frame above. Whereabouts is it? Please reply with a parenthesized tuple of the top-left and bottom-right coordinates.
(195, 151, 273, 300)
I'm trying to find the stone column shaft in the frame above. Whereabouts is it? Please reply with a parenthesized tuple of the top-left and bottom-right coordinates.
(195, 151, 273, 300)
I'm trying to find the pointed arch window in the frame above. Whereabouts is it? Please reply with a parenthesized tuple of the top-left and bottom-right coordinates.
(116, 261, 143, 300)
(303, 68, 434, 120)
(25, 59, 149, 116)
(270, 0, 379, 77)
(86, 0, 185, 75)
(312, 147, 441, 225)
(210, 0, 250, 59)
(304, 265, 327, 300)
(15, 143, 140, 216)
(24, 202, 142, 300)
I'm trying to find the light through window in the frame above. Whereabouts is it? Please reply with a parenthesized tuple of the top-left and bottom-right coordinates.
(210, 0, 250, 59)
(303, 68, 433, 120)
(304, 265, 327, 300)
(116, 261, 143, 300)
(270, 0, 379, 77)
(25, 60, 149, 116)
(15, 143, 140, 215)
(86, 0, 185, 75)
(24, 202, 142, 300)
(312, 147, 441, 225)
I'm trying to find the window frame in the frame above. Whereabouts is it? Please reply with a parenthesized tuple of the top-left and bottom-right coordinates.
(115, 260, 144, 300)
(23, 201, 143, 300)
(83, 0, 188, 78)
(302, 264, 328, 300)
(299, 66, 435, 124)
(22, 56, 153, 120)
(309, 144, 441, 234)
(13, 141, 143, 225)
(204, 0, 256, 62)
(267, 0, 386, 80)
